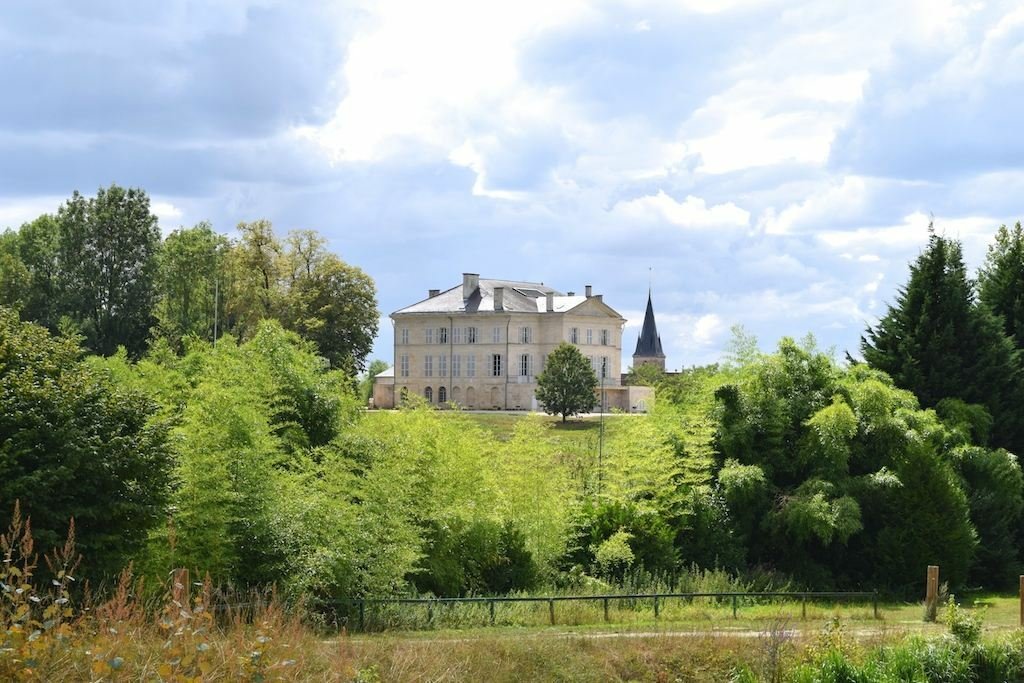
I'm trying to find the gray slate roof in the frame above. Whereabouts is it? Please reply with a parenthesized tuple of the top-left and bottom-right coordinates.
(393, 279, 589, 315)
(634, 292, 665, 358)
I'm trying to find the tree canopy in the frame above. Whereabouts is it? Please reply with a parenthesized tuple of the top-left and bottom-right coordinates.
(535, 342, 599, 421)
(862, 230, 1024, 455)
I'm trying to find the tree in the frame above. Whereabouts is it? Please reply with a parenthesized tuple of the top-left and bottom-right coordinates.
(0, 309, 173, 580)
(861, 230, 1024, 455)
(624, 362, 664, 386)
(0, 216, 61, 327)
(978, 221, 1024, 346)
(155, 222, 229, 347)
(282, 252, 379, 372)
(535, 342, 598, 422)
(359, 359, 390, 403)
(54, 185, 162, 357)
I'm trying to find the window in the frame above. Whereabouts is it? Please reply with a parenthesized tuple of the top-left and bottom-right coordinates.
(400, 328, 409, 345)
(452, 354, 462, 377)
(492, 326, 502, 343)
(519, 353, 533, 377)
(600, 329, 609, 346)
(467, 354, 476, 377)
(438, 386, 447, 403)
(424, 356, 433, 377)
(570, 327, 579, 344)
(586, 328, 593, 345)
(400, 354, 409, 377)
(424, 386, 433, 402)
(601, 356, 608, 379)
(439, 355, 448, 377)
(453, 327, 463, 344)
(467, 326, 478, 344)
(492, 354, 503, 377)
(438, 327, 448, 344)
(425, 328, 434, 345)
(519, 327, 532, 343)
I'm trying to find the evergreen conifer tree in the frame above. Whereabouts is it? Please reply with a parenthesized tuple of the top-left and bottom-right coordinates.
(979, 222, 1024, 346)
(862, 230, 1024, 454)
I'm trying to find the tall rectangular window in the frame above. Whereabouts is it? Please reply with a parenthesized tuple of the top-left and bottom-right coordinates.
(438, 327, 448, 344)
(586, 328, 593, 345)
(493, 326, 502, 343)
(453, 327, 463, 344)
(519, 327, 532, 343)
(400, 328, 409, 345)
(570, 327, 579, 344)
(520, 353, 532, 377)
(491, 354, 502, 377)
(425, 328, 434, 345)
(467, 326, 478, 344)
(452, 354, 461, 377)
(467, 354, 476, 377)
(424, 356, 433, 377)
(439, 355, 448, 377)
(400, 354, 409, 377)
(600, 329, 609, 346)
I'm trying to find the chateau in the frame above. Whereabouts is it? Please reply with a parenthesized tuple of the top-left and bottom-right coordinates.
(372, 273, 655, 412)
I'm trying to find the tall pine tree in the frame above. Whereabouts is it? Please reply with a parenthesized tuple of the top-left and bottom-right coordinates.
(979, 222, 1024, 346)
(862, 230, 1024, 455)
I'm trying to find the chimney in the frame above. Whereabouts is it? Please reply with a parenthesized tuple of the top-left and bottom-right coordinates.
(585, 285, 593, 298)
(494, 286, 504, 311)
(428, 289, 440, 298)
(462, 272, 479, 299)
(545, 292, 554, 312)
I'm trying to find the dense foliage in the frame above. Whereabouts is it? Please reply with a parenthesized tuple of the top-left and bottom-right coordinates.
(535, 342, 599, 421)
(0, 186, 379, 370)
(862, 230, 1024, 456)
(0, 311, 173, 580)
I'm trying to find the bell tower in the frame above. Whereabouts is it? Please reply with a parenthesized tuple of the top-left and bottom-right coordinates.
(632, 290, 666, 371)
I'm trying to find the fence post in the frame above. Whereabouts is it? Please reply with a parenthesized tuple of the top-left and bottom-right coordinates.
(359, 599, 365, 631)
(548, 598, 555, 625)
(925, 565, 939, 622)
(732, 594, 738, 619)
(801, 594, 807, 620)
(1019, 576, 1024, 628)
(873, 591, 879, 620)
(489, 599, 495, 626)
(653, 595, 659, 619)
(427, 601, 434, 626)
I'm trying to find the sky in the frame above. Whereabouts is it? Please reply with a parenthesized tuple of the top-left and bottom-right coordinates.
(3, 0, 1024, 370)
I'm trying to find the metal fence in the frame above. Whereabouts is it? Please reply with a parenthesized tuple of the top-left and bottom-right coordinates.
(337, 590, 880, 631)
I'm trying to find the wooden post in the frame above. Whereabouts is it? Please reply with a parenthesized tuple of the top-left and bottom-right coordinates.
(489, 600, 495, 626)
(1019, 576, 1024, 628)
(603, 597, 609, 622)
(548, 598, 555, 625)
(653, 595, 659, 619)
(925, 565, 939, 622)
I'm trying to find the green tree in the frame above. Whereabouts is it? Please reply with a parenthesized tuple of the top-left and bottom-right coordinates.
(359, 359, 390, 403)
(224, 219, 283, 338)
(535, 342, 598, 422)
(624, 362, 664, 386)
(861, 230, 1024, 455)
(155, 222, 229, 347)
(0, 309, 173, 580)
(979, 221, 1024, 345)
(0, 216, 61, 327)
(54, 186, 162, 357)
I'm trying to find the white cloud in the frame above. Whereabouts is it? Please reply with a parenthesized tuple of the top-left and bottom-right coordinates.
(612, 190, 750, 230)
(0, 196, 64, 229)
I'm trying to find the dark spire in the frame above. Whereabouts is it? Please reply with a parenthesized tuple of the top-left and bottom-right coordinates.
(634, 290, 665, 358)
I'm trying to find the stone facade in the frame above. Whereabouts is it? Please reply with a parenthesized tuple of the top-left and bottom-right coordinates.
(373, 274, 653, 412)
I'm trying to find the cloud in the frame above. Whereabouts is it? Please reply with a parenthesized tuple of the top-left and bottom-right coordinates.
(611, 191, 750, 230)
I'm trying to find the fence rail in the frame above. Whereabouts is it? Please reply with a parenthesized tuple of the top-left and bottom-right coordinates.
(331, 590, 879, 631)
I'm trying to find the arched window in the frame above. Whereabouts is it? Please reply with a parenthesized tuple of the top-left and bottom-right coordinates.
(438, 386, 447, 403)
(424, 386, 433, 402)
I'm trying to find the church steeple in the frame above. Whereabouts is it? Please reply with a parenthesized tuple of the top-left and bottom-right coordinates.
(633, 290, 666, 370)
